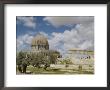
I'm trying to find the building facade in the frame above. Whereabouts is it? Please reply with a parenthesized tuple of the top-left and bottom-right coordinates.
(29, 33, 60, 64)
(67, 48, 94, 65)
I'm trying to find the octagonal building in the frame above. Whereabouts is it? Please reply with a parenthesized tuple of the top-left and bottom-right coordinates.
(31, 33, 49, 51)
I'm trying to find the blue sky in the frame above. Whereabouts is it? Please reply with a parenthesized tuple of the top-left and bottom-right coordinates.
(16, 16, 94, 56)
(16, 16, 76, 37)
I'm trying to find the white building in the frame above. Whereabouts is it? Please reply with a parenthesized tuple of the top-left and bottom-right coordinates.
(67, 48, 94, 65)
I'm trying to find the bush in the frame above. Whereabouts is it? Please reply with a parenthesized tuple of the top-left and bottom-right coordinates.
(17, 51, 59, 71)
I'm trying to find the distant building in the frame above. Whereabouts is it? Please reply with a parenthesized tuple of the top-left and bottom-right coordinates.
(67, 48, 94, 65)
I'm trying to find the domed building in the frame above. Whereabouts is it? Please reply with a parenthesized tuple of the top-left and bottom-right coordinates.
(31, 33, 49, 51)
(29, 33, 61, 64)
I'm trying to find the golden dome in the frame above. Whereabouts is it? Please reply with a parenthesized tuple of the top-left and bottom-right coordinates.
(31, 33, 49, 46)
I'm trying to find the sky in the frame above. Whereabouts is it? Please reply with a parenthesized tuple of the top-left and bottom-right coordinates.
(16, 16, 94, 57)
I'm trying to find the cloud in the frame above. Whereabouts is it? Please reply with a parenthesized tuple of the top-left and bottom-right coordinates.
(39, 31, 49, 38)
(43, 16, 94, 27)
(17, 34, 34, 51)
(17, 32, 48, 51)
(48, 22, 94, 56)
(17, 16, 36, 29)
(17, 21, 94, 56)
(17, 16, 94, 57)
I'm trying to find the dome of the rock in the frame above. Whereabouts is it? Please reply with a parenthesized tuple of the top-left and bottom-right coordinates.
(31, 33, 49, 50)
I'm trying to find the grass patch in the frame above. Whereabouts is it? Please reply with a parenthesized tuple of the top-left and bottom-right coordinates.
(16, 65, 94, 74)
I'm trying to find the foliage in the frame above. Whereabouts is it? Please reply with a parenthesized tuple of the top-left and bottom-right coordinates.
(17, 51, 25, 65)
(59, 58, 73, 65)
(17, 50, 60, 71)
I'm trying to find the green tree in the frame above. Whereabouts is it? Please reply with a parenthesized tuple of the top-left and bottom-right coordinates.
(16, 51, 30, 73)
(16, 51, 26, 65)
(43, 55, 50, 70)
(29, 53, 44, 68)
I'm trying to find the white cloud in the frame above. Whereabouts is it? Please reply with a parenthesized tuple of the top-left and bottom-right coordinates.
(39, 31, 49, 38)
(17, 16, 36, 29)
(48, 22, 94, 56)
(17, 16, 94, 57)
(43, 16, 94, 27)
(17, 34, 34, 51)
(17, 22, 94, 56)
